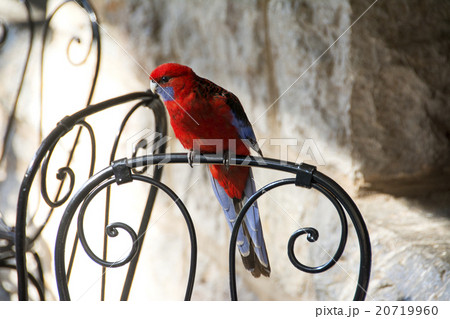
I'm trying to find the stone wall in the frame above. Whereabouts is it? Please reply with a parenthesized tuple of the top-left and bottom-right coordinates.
(349, 0, 450, 195)
(0, 0, 448, 300)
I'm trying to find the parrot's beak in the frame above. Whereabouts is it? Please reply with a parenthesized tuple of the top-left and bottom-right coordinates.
(150, 80, 157, 94)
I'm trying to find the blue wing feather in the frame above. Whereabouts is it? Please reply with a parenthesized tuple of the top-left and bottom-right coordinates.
(229, 108, 262, 156)
(231, 116, 262, 155)
(197, 76, 262, 156)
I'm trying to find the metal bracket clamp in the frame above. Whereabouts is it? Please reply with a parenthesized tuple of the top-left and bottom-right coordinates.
(295, 163, 317, 188)
(112, 158, 133, 185)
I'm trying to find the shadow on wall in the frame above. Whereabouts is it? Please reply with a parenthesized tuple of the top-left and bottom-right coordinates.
(349, 0, 450, 198)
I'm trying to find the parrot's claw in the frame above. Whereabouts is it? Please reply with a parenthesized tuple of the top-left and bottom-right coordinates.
(187, 149, 197, 168)
(223, 150, 230, 171)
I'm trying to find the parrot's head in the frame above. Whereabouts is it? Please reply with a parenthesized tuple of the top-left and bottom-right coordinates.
(150, 63, 195, 102)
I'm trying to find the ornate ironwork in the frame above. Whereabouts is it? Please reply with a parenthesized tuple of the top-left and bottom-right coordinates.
(49, 152, 371, 301)
(5, 0, 371, 302)
(16, 91, 167, 300)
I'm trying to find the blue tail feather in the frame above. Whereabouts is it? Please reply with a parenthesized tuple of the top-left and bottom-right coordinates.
(242, 169, 270, 268)
(209, 172, 250, 254)
(208, 169, 270, 277)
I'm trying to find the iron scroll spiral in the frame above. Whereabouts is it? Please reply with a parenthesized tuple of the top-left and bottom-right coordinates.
(287, 181, 348, 274)
(76, 178, 140, 268)
(55, 168, 197, 301)
(228, 177, 349, 300)
(39, 120, 96, 209)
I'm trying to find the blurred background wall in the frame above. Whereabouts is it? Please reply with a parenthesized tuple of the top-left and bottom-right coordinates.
(0, 0, 449, 300)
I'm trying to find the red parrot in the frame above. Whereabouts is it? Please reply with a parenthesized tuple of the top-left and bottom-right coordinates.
(150, 63, 270, 277)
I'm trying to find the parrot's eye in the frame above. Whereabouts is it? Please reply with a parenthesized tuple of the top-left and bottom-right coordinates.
(160, 76, 170, 84)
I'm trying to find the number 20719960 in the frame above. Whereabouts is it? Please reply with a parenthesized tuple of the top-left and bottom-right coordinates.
(376, 305, 438, 316)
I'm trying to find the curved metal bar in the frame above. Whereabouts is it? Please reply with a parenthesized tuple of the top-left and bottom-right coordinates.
(288, 227, 319, 244)
(227, 178, 288, 300)
(16, 91, 158, 300)
(55, 170, 197, 301)
(40, 145, 76, 209)
(287, 182, 348, 274)
(109, 101, 148, 163)
(30, 252, 45, 296)
(225, 176, 348, 281)
(29, 120, 96, 246)
(77, 178, 139, 268)
(0, 0, 34, 165)
(66, 35, 93, 66)
(39, 120, 95, 209)
(312, 171, 372, 301)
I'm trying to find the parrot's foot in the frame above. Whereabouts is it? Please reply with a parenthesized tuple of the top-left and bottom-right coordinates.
(187, 149, 199, 167)
(222, 150, 231, 170)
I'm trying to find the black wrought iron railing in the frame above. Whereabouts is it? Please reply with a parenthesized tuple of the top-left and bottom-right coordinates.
(52, 150, 372, 301)
(1, 0, 371, 301)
